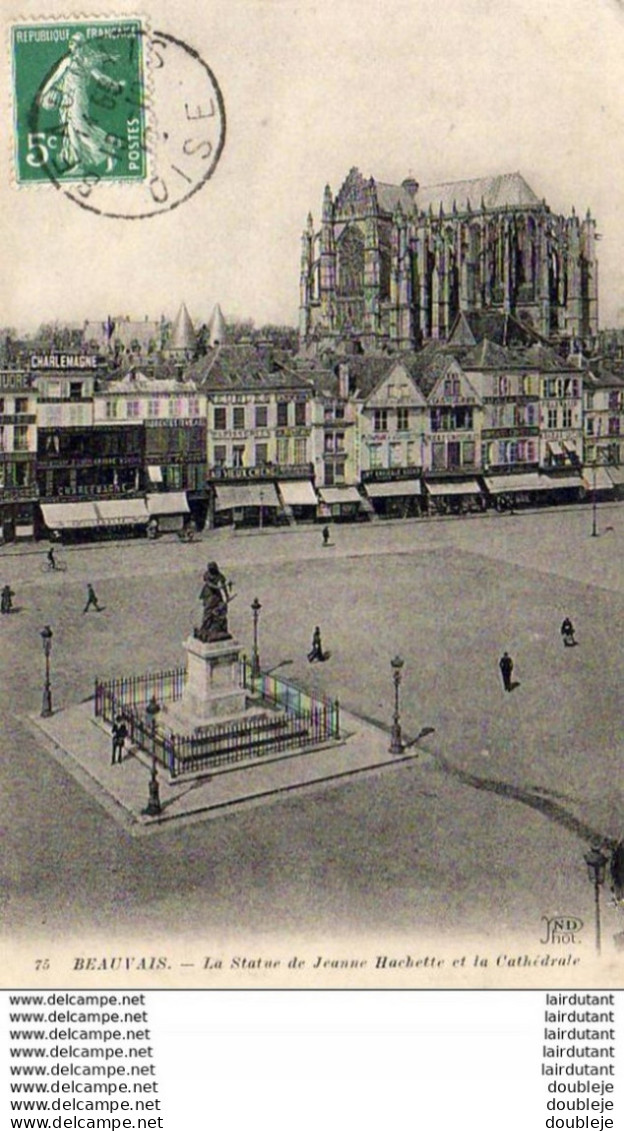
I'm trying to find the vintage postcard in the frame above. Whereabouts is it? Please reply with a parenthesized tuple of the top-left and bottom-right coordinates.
(1, 0, 624, 988)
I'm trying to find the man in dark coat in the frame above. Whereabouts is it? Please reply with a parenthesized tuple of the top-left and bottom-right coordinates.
(111, 716, 128, 765)
(83, 582, 101, 613)
(499, 651, 514, 692)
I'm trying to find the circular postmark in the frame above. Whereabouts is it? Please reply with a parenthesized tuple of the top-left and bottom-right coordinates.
(27, 25, 226, 219)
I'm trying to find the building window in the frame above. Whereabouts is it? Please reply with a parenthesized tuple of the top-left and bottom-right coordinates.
(165, 465, 182, 489)
(233, 406, 245, 430)
(147, 399, 160, 418)
(276, 437, 289, 464)
(0, 398, 4, 413)
(369, 443, 382, 468)
(406, 441, 417, 466)
(586, 417, 594, 436)
(105, 400, 118, 419)
(497, 375, 510, 397)
(15, 397, 29, 414)
(168, 398, 183, 418)
(214, 406, 226, 431)
(332, 460, 346, 483)
(389, 442, 402, 467)
(609, 417, 621, 436)
(609, 390, 622, 411)
(69, 382, 82, 402)
(294, 401, 307, 427)
(396, 407, 409, 431)
(293, 437, 307, 464)
(334, 431, 345, 453)
(432, 441, 446, 470)
(232, 445, 245, 468)
(255, 443, 269, 466)
(0, 427, 4, 452)
(562, 405, 572, 428)
(547, 406, 558, 430)
(373, 408, 388, 432)
(526, 403, 536, 426)
(255, 405, 268, 428)
(277, 402, 289, 427)
(126, 400, 140, 418)
(188, 398, 200, 417)
(213, 444, 227, 467)
(462, 440, 476, 466)
(14, 425, 29, 452)
(334, 403, 345, 419)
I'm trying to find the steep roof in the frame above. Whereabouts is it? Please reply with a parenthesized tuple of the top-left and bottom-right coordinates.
(448, 310, 545, 349)
(375, 181, 416, 214)
(416, 172, 541, 215)
(207, 303, 227, 346)
(186, 346, 310, 392)
(105, 369, 194, 392)
(168, 303, 196, 352)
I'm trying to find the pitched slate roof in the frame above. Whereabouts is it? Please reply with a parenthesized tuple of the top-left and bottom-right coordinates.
(448, 310, 546, 349)
(416, 172, 541, 215)
(186, 346, 310, 392)
(375, 181, 416, 214)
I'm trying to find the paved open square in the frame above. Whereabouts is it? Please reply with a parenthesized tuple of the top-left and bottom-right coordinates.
(1, 506, 623, 964)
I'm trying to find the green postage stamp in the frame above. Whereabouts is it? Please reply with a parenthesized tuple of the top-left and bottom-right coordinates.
(11, 19, 147, 185)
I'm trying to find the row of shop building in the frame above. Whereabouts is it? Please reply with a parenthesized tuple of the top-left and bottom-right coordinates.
(1, 311, 623, 542)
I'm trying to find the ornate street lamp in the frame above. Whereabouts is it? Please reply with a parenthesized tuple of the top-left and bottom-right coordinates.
(584, 844, 609, 955)
(144, 695, 162, 817)
(250, 597, 262, 679)
(389, 654, 405, 755)
(40, 625, 53, 717)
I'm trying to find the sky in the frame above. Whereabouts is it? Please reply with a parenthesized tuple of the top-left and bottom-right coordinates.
(4, 0, 624, 332)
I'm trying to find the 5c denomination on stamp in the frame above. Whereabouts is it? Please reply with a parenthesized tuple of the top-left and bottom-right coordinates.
(12, 19, 147, 184)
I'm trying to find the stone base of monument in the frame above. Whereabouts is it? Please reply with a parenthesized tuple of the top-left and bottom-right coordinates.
(173, 635, 249, 727)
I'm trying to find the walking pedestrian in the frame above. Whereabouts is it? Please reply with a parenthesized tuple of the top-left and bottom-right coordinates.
(1, 584, 14, 614)
(111, 715, 128, 765)
(83, 582, 101, 613)
(560, 617, 576, 647)
(308, 625, 325, 663)
(322, 525, 330, 548)
(499, 650, 514, 692)
(47, 546, 56, 570)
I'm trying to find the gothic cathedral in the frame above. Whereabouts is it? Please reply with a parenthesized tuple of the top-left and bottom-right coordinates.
(299, 168, 598, 351)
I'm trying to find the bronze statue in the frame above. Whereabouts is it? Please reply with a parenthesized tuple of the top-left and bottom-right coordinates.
(195, 561, 233, 643)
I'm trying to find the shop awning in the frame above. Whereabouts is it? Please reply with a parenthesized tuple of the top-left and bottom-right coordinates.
(547, 441, 564, 457)
(426, 479, 482, 496)
(563, 440, 579, 455)
(484, 473, 544, 494)
(582, 467, 615, 492)
(364, 479, 422, 498)
(95, 499, 149, 526)
(317, 486, 362, 506)
(278, 480, 318, 507)
(146, 492, 190, 516)
(541, 474, 583, 491)
(147, 465, 163, 484)
(606, 466, 624, 486)
(215, 483, 280, 510)
(40, 501, 100, 529)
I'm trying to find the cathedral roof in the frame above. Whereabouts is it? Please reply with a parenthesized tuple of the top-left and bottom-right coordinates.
(416, 172, 541, 214)
(375, 182, 416, 214)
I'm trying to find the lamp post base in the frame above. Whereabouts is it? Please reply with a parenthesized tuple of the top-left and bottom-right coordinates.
(389, 726, 404, 755)
(41, 686, 52, 717)
(145, 765, 162, 817)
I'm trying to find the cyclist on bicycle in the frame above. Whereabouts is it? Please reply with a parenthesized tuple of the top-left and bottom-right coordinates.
(47, 547, 56, 570)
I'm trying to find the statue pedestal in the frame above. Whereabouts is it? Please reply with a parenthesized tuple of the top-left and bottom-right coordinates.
(178, 635, 248, 724)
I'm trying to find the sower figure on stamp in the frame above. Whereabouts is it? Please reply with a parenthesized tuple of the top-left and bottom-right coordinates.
(499, 650, 514, 692)
(111, 715, 128, 765)
(194, 561, 234, 643)
(37, 33, 126, 176)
